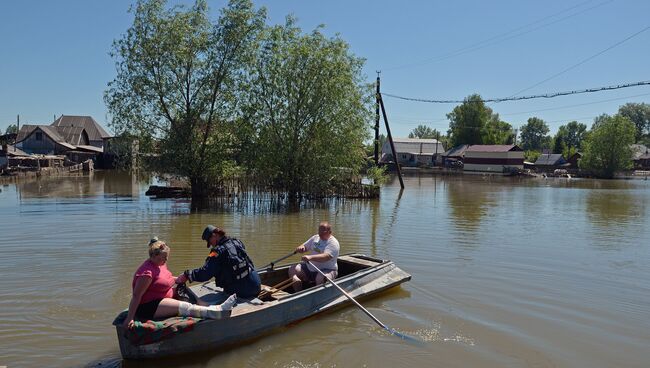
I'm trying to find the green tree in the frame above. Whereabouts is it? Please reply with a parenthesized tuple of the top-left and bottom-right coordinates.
(520, 117, 551, 151)
(408, 125, 439, 139)
(243, 18, 371, 197)
(581, 114, 635, 178)
(618, 102, 650, 142)
(483, 116, 515, 145)
(447, 94, 490, 146)
(4, 124, 18, 134)
(552, 121, 587, 155)
(104, 0, 265, 200)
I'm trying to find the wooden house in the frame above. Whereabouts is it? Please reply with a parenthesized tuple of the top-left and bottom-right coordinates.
(534, 153, 568, 171)
(463, 145, 524, 173)
(441, 144, 469, 168)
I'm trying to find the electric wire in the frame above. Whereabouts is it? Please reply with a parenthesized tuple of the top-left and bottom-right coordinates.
(382, 80, 650, 104)
(383, 0, 612, 71)
(508, 24, 650, 97)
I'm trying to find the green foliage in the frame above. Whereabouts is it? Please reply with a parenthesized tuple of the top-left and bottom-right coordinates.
(553, 120, 587, 155)
(364, 133, 386, 158)
(618, 102, 650, 143)
(520, 117, 551, 151)
(104, 0, 266, 199)
(366, 165, 388, 186)
(446, 95, 514, 146)
(408, 125, 439, 139)
(524, 150, 541, 162)
(4, 124, 18, 134)
(482, 117, 515, 145)
(242, 18, 371, 196)
(447, 94, 490, 146)
(581, 114, 635, 178)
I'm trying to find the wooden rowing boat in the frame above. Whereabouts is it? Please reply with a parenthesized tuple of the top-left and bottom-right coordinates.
(114, 253, 411, 359)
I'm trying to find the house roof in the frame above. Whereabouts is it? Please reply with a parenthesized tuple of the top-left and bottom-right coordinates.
(56, 125, 87, 146)
(381, 138, 445, 155)
(16, 125, 75, 150)
(465, 144, 523, 152)
(51, 115, 111, 141)
(442, 144, 469, 157)
(74, 145, 103, 153)
(2, 145, 29, 157)
(631, 144, 649, 160)
(15, 125, 38, 143)
(534, 153, 565, 166)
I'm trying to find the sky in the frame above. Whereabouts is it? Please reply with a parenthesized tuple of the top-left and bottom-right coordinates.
(1, 0, 649, 138)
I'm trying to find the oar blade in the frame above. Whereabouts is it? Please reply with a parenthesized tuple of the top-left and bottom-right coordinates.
(386, 327, 425, 345)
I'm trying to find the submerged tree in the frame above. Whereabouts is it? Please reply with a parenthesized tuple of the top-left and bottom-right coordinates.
(581, 114, 635, 178)
(105, 0, 265, 200)
(243, 18, 371, 197)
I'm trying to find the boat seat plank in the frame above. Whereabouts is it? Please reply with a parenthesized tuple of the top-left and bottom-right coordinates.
(338, 255, 381, 268)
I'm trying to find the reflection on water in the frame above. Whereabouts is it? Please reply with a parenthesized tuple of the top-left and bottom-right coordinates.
(0, 172, 649, 368)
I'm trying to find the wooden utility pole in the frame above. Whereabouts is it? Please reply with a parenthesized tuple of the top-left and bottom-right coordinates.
(377, 77, 404, 189)
(374, 72, 380, 165)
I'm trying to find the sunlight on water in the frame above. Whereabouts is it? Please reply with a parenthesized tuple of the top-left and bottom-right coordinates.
(0, 172, 649, 368)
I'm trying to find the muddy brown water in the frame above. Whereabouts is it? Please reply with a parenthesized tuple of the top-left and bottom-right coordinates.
(0, 171, 648, 367)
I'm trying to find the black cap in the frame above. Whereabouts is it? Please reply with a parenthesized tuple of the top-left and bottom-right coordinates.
(202, 225, 216, 241)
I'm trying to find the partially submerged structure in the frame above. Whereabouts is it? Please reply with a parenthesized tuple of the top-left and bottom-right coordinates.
(533, 153, 568, 171)
(14, 115, 111, 164)
(441, 144, 470, 168)
(380, 138, 446, 167)
(463, 144, 524, 173)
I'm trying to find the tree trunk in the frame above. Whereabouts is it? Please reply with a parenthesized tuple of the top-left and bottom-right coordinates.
(190, 175, 210, 203)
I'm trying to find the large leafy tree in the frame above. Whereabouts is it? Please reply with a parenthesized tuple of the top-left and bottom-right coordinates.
(244, 18, 371, 197)
(409, 125, 439, 139)
(447, 94, 491, 146)
(552, 120, 587, 155)
(520, 117, 551, 151)
(104, 0, 265, 200)
(618, 102, 650, 142)
(483, 116, 515, 145)
(581, 114, 635, 178)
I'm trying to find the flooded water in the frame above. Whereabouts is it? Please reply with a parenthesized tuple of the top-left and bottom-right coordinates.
(0, 171, 649, 368)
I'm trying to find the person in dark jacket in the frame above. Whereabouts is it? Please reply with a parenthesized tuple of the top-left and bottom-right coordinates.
(176, 225, 261, 299)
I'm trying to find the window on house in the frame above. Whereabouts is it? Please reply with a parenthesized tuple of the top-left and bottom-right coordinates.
(35, 132, 43, 141)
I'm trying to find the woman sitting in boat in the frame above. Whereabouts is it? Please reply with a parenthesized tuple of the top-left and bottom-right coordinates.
(123, 239, 237, 329)
(288, 222, 340, 291)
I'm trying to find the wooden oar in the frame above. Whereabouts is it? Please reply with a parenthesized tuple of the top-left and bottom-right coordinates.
(257, 250, 297, 271)
(307, 260, 420, 343)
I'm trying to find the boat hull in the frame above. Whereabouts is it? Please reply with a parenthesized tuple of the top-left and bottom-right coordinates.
(115, 254, 411, 359)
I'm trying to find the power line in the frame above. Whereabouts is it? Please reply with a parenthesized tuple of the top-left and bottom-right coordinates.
(383, 0, 611, 71)
(508, 24, 650, 97)
(382, 80, 650, 104)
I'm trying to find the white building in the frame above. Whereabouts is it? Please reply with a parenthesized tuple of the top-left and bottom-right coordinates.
(380, 138, 446, 167)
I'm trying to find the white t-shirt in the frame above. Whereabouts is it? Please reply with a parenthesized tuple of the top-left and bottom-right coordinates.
(303, 234, 340, 272)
